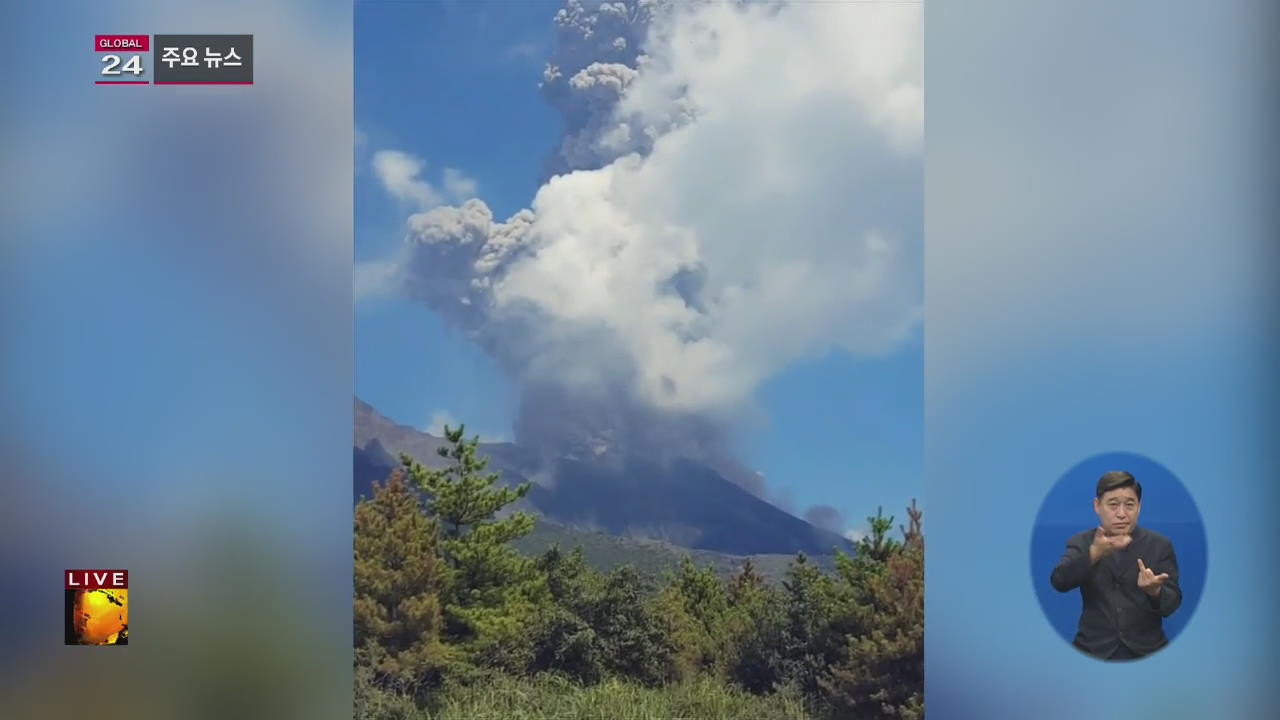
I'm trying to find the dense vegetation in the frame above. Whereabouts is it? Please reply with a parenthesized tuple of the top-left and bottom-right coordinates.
(355, 426, 923, 719)
(513, 516, 834, 584)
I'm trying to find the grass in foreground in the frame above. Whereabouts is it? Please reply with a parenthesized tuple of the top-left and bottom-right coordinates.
(358, 673, 815, 720)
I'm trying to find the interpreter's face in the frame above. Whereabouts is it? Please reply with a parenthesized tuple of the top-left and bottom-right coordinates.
(1093, 487, 1140, 536)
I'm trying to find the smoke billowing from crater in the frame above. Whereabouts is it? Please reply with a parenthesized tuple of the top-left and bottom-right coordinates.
(363, 0, 922, 501)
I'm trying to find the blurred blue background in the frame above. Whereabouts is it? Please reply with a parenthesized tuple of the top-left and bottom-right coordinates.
(1030, 452, 1207, 649)
(2, 1, 352, 718)
(927, 0, 1279, 718)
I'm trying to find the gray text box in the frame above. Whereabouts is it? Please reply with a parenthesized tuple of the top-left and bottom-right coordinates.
(153, 35, 253, 84)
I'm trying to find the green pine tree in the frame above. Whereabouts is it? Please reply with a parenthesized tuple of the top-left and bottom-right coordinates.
(820, 501, 924, 719)
(725, 559, 788, 694)
(531, 545, 605, 683)
(532, 545, 676, 686)
(661, 556, 733, 677)
(856, 506, 902, 563)
(778, 552, 840, 696)
(400, 424, 547, 675)
(728, 558, 765, 601)
(354, 468, 450, 696)
(589, 564, 674, 686)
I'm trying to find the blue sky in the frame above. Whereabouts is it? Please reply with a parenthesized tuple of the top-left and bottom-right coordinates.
(354, 0, 923, 532)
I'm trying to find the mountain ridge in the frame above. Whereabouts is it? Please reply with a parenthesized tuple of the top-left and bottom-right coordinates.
(354, 396, 853, 558)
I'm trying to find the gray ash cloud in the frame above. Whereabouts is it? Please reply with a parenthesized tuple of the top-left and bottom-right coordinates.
(362, 0, 923, 504)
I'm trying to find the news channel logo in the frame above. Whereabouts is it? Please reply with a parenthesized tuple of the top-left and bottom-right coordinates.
(95, 34, 253, 85)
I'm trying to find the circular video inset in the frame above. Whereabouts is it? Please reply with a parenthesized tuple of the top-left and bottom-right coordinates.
(1030, 452, 1205, 661)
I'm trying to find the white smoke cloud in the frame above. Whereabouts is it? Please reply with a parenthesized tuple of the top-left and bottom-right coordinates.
(442, 168, 479, 203)
(372, 150, 444, 209)
(845, 524, 871, 543)
(425, 410, 459, 436)
(505, 1, 921, 414)
(425, 409, 507, 443)
(372, 150, 478, 210)
(362, 0, 921, 474)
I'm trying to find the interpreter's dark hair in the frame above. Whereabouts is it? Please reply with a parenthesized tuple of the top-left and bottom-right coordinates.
(1096, 470, 1142, 501)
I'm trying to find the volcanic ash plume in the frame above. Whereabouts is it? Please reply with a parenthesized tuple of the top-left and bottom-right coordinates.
(363, 0, 923, 495)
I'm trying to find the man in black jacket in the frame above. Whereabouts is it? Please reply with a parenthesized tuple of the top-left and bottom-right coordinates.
(1050, 471, 1182, 660)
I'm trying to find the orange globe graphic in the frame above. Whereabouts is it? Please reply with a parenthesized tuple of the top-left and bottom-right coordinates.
(72, 589, 128, 645)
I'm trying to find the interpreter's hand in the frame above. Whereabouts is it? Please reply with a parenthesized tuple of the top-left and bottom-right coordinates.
(1137, 558, 1169, 598)
(1089, 526, 1131, 562)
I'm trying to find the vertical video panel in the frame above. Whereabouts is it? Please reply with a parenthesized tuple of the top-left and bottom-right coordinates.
(354, 1, 922, 717)
(4, 2, 353, 719)
(927, 0, 1279, 718)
